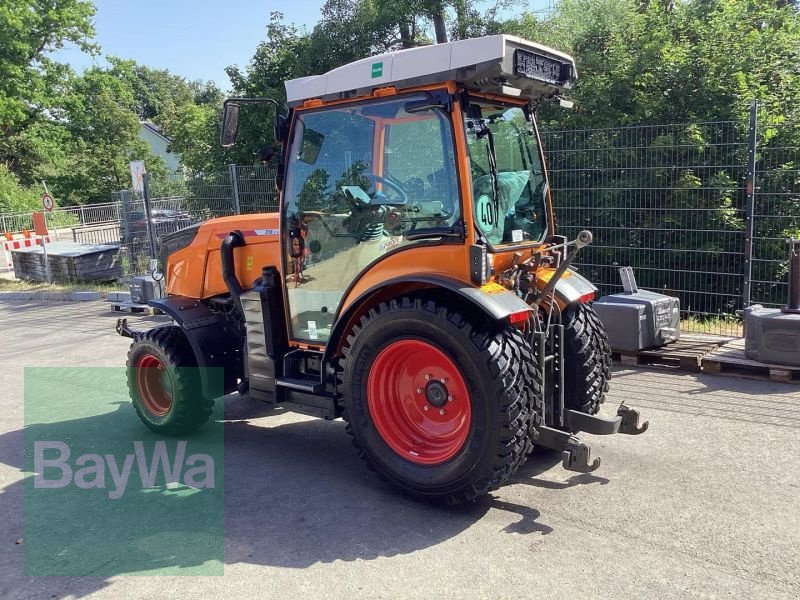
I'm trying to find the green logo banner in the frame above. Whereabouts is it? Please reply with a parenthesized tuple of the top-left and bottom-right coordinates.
(371, 62, 383, 78)
(24, 367, 224, 576)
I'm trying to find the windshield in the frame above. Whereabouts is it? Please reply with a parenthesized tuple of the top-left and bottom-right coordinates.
(464, 102, 547, 246)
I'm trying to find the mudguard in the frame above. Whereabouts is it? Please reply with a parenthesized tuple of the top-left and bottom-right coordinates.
(325, 274, 532, 362)
(547, 268, 598, 306)
(148, 296, 244, 397)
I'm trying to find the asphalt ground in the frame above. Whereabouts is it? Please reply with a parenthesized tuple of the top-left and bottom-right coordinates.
(1, 300, 799, 599)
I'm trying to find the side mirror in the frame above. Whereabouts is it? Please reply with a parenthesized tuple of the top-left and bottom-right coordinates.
(221, 101, 240, 147)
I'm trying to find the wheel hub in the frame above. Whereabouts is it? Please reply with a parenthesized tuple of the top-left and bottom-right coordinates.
(425, 380, 448, 408)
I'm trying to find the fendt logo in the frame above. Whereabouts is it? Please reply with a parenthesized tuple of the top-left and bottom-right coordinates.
(33, 440, 215, 500)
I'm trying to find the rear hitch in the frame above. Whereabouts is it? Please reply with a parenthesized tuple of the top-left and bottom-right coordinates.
(535, 404, 649, 474)
(562, 403, 649, 436)
(535, 426, 601, 473)
(116, 318, 144, 340)
(562, 440, 601, 473)
(617, 404, 649, 435)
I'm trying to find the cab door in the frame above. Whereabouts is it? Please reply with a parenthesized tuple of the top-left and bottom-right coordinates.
(281, 93, 463, 344)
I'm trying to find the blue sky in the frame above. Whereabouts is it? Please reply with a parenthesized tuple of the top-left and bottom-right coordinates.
(55, 0, 553, 91)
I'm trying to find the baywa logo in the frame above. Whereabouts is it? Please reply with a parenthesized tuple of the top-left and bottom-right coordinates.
(34, 440, 215, 499)
(24, 367, 224, 576)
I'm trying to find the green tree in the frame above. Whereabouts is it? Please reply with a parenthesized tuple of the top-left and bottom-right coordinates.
(508, 0, 800, 128)
(216, 2, 512, 168)
(54, 66, 166, 204)
(0, 0, 96, 182)
(0, 164, 41, 214)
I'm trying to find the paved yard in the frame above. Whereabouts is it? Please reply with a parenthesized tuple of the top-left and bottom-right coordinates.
(1, 300, 799, 599)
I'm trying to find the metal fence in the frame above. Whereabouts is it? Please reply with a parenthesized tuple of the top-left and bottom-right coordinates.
(541, 102, 800, 336)
(117, 165, 279, 275)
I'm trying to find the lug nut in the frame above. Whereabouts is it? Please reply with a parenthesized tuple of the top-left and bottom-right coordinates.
(416, 387, 423, 394)
(441, 378, 448, 384)
(425, 374, 432, 380)
(423, 405, 430, 411)
(447, 395, 453, 402)
(439, 409, 446, 415)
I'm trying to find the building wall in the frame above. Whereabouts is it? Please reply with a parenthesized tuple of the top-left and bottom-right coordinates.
(139, 125, 181, 172)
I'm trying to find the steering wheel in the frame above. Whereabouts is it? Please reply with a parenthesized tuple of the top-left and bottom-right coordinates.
(363, 173, 408, 205)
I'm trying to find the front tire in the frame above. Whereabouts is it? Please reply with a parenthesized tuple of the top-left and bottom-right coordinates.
(126, 326, 213, 435)
(562, 303, 612, 417)
(339, 297, 542, 504)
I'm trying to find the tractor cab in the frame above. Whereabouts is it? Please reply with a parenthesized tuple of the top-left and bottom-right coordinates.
(263, 35, 580, 344)
(120, 35, 648, 505)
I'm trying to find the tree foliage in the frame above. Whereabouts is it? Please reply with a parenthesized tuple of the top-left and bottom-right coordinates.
(0, 1, 225, 208)
(2, 0, 800, 216)
(508, 0, 800, 128)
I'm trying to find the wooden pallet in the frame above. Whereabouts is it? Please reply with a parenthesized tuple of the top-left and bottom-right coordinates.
(702, 338, 800, 383)
(110, 301, 163, 316)
(612, 336, 725, 372)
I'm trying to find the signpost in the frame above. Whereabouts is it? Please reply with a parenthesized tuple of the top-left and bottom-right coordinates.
(129, 161, 146, 194)
(39, 183, 55, 282)
(129, 161, 157, 260)
(41, 193, 54, 212)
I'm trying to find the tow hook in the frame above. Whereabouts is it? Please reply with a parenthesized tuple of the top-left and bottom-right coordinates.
(562, 439, 601, 473)
(116, 318, 141, 339)
(617, 404, 649, 435)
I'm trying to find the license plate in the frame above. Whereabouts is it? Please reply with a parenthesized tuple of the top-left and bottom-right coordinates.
(513, 49, 565, 84)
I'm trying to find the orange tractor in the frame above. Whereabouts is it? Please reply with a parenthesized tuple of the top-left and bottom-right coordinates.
(119, 35, 647, 503)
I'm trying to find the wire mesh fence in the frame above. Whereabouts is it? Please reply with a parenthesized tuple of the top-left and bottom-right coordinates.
(117, 165, 279, 275)
(542, 121, 750, 336)
(541, 104, 800, 336)
(750, 119, 800, 310)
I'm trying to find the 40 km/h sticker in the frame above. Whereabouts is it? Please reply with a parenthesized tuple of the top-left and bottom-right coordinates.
(475, 194, 497, 234)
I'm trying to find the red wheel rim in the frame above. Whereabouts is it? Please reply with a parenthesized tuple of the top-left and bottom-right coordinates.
(136, 354, 173, 417)
(367, 339, 471, 465)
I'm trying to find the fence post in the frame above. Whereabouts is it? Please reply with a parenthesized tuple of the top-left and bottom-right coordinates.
(142, 173, 158, 260)
(1, 214, 7, 234)
(229, 164, 241, 215)
(79, 204, 87, 225)
(743, 99, 758, 308)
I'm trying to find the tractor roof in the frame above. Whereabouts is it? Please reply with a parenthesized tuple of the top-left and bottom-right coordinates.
(284, 35, 577, 108)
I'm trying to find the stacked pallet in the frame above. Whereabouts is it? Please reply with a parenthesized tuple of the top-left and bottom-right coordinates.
(612, 335, 726, 373)
(702, 338, 800, 383)
(11, 242, 121, 283)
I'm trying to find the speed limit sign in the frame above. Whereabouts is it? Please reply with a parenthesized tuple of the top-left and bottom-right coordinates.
(41, 193, 55, 212)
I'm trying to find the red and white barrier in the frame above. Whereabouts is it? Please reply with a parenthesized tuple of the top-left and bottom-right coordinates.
(2, 236, 51, 269)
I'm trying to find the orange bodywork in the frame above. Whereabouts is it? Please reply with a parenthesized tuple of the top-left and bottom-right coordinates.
(165, 213, 282, 299)
(165, 80, 558, 348)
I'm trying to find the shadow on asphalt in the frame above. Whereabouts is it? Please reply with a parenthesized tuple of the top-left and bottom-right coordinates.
(610, 366, 800, 428)
(0, 389, 620, 598)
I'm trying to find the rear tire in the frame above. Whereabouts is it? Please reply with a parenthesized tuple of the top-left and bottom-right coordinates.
(339, 297, 542, 504)
(562, 303, 611, 418)
(126, 326, 213, 435)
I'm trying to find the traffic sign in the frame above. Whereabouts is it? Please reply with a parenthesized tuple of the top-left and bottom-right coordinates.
(41, 193, 54, 212)
(129, 161, 146, 193)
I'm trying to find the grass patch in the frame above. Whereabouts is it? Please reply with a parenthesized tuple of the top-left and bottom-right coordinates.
(0, 277, 126, 294)
(681, 314, 743, 337)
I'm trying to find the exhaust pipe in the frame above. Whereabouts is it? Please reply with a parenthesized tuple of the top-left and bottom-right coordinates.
(221, 230, 246, 308)
(783, 239, 800, 314)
